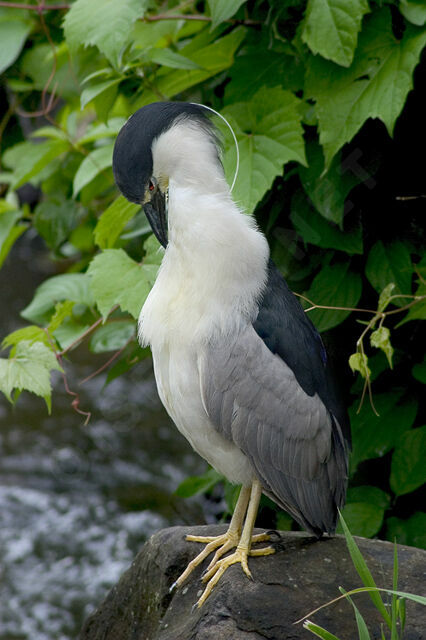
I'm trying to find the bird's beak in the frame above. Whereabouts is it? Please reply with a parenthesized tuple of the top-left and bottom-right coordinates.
(143, 189, 168, 248)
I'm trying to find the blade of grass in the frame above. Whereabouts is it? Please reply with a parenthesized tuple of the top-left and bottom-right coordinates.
(397, 597, 406, 634)
(339, 512, 392, 628)
(339, 587, 371, 640)
(391, 543, 398, 640)
(303, 620, 341, 640)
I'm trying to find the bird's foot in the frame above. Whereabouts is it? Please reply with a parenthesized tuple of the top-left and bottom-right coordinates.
(172, 530, 272, 593)
(195, 542, 274, 608)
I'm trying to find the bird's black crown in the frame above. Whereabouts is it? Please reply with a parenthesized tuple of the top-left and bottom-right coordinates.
(112, 102, 215, 204)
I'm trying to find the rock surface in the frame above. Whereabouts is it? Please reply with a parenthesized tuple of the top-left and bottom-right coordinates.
(80, 525, 425, 640)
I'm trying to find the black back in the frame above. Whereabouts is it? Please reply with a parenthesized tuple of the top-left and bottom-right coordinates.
(112, 102, 213, 204)
(253, 260, 351, 445)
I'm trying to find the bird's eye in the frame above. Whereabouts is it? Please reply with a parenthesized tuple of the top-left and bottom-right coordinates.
(149, 179, 155, 192)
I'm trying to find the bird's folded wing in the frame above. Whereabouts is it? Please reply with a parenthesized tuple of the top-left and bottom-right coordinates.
(198, 325, 347, 534)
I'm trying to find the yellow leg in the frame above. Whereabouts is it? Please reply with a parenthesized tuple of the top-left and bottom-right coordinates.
(196, 479, 274, 608)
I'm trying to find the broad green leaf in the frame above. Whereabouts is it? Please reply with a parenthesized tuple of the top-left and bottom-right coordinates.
(221, 87, 306, 213)
(20, 41, 77, 100)
(349, 352, 371, 378)
(2, 326, 50, 353)
(89, 320, 135, 353)
(34, 197, 80, 251)
(412, 357, 426, 383)
(175, 467, 222, 498)
(299, 142, 362, 225)
(370, 326, 393, 368)
(53, 318, 91, 351)
(88, 249, 159, 319)
(386, 512, 426, 549)
(365, 241, 412, 306)
(378, 283, 396, 312)
(390, 426, 426, 495)
(400, 0, 426, 26)
(302, 0, 369, 67)
(0, 16, 33, 74)
(350, 392, 418, 471)
(291, 192, 363, 255)
(73, 144, 114, 197)
(339, 513, 392, 627)
(0, 340, 62, 412)
(225, 48, 304, 103)
(207, 0, 248, 29)
(3, 140, 69, 190)
(80, 78, 122, 110)
(135, 28, 246, 106)
(347, 486, 391, 510)
(94, 196, 140, 249)
(105, 343, 150, 385)
(63, 0, 148, 68)
(304, 263, 362, 331)
(306, 10, 426, 167)
(143, 234, 164, 266)
(337, 502, 385, 537)
(77, 118, 126, 145)
(148, 48, 201, 70)
(31, 126, 69, 141)
(21, 273, 94, 324)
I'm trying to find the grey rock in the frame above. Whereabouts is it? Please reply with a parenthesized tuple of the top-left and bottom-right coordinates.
(80, 525, 426, 640)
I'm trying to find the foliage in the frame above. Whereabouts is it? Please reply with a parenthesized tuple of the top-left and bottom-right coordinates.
(299, 513, 426, 639)
(0, 0, 425, 549)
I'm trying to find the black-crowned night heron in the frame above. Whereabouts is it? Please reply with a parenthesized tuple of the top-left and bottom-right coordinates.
(112, 102, 350, 607)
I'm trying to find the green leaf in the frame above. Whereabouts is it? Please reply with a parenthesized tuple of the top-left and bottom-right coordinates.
(3, 140, 69, 190)
(339, 587, 371, 640)
(291, 192, 363, 255)
(306, 10, 426, 167)
(175, 467, 223, 498)
(88, 249, 159, 319)
(347, 486, 391, 510)
(339, 513, 392, 627)
(148, 48, 201, 70)
(73, 144, 114, 197)
(34, 197, 80, 251)
(337, 502, 385, 537)
(207, 0, 248, 29)
(0, 341, 62, 412)
(77, 117, 126, 144)
(221, 87, 306, 213)
(21, 273, 94, 324)
(0, 206, 26, 269)
(390, 426, 426, 495)
(386, 512, 426, 549)
(143, 233, 164, 266)
(349, 352, 371, 379)
(94, 196, 140, 249)
(350, 392, 418, 471)
(365, 241, 412, 306)
(80, 77, 122, 110)
(52, 318, 91, 351)
(2, 326, 50, 354)
(89, 320, 135, 353)
(63, 0, 148, 68)
(47, 300, 76, 335)
(377, 283, 396, 312)
(225, 48, 304, 104)
(302, 0, 369, 67)
(299, 142, 362, 225)
(370, 326, 393, 368)
(399, 280, 426, 324)
(304, 263, 362, 331)
(0, 15, 33, 74)
(135, 28, 246, 106)
(412, 357, 426, 383)
(400, 0, 426, 26)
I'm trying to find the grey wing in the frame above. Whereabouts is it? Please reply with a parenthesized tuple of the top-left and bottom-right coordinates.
(198, 325, 348, 535)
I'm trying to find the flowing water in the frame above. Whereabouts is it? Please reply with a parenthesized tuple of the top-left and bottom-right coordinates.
(0, 234, 210, 639)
